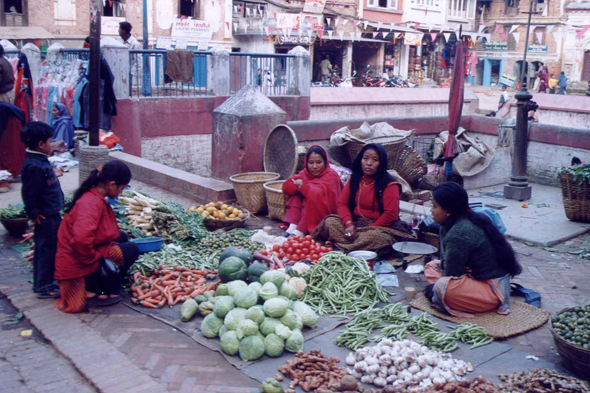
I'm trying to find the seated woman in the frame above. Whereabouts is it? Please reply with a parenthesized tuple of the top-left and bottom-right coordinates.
(312, 143, 414, 251)
(52, 103, 75, 150)
(424, 182, 522, 317)
(54, 161, 140, 313)
(282, 145, 343, 236)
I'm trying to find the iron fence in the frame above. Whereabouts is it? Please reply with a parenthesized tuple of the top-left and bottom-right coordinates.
(129, 49, 210, 98)
(229, 52, 294, 96)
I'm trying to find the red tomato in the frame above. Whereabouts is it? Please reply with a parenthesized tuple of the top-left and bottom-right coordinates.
(304, 254, 311, 260)
(319, 253, 325, 258)
(293, 236, 301, 242)
(295, 249, 303, 255)
(259, 250, 267, 256)
(287, 247, 294, 254)
(327, 247, 333, 252)
(293, 243, 302, 250)
(311, 253, 319, 260)
(292, 255, 300, 261)
(302, 240, 311, 248)
(302, 247, 310, 254)
(304, 235, 312, 240)
(279, 252, 286, 259)
(272, 244, 280, 252)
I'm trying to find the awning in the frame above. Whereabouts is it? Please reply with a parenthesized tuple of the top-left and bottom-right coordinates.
(0, 26, 54, 40)
(234, 31, 388, 43)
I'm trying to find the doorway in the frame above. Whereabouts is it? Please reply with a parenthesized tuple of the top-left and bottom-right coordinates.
(582, 51, 590, 81)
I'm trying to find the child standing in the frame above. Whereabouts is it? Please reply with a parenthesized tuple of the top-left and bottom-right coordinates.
(20, 121, 64, 298)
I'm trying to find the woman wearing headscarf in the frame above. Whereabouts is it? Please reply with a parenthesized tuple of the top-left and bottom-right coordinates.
(424, 182, 522, 317)
(282, 145, 343, 236)
(52, 103, 75, 149)
(312, 143, 414, 252)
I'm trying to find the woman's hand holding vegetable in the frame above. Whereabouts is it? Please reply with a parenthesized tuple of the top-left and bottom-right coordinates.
(293, 179, 303, 188)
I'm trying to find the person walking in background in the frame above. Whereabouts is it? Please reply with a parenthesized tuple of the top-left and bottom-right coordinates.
(558, 71, 568, 95)
(117, 22, 142, 76)
(498, 85, 509, 110)
(0, 44, 15, 103)
(320, 55, 332, 83)
(538, 67, 548, 93)
(549, 73, 558, 94)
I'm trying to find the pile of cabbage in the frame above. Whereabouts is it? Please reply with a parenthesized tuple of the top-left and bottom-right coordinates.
(200, 270, 319, 362)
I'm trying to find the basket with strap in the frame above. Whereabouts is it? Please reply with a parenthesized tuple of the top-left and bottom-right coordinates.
(229, 172, 281, 214)
(394, 145, 427, 183)
(263, 181, 287, 221)
(346, 135, 410, 169)
(560, 171, 590, 223)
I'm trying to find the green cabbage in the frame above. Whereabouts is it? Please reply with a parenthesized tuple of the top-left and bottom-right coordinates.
(245, 305, 265, 325)
(220, 331, 240, 355)
(285, 329, 304, 353)
(213, 296, 236, 318)
(260, 270, 285, 289)
(260, 318, 282, 336)
(256, 332, 265, 341)
(263, 298, 288, 318)
(216, 284, 230, 296)
(239, 335, 265, 361)
(227, 280, 248, 296)
(262, 378, 285, 393)
(292, 301, 318, 328)
(259, 282, 278, 301)
(234, 287, 258, 309)
(201, 313, 224, 338)
(224, 307, 248, 330)
(236, 319, 259, 340)
(280, 309, 303, 330)
(218, 325, 229, 338)
(275, 324, 292, 340)
(263, 334, 285, 357)
(248, 282, 262, 293)
(279, 283, 297, 300)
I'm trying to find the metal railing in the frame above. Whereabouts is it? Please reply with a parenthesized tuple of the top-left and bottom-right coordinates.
(129, 49, 210, 98)
(229, 52, 294, 96)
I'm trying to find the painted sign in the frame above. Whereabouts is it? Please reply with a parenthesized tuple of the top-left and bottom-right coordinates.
(404, 32, 422, 46)
(156, 36, 173, 49)
(171, 19, 213, 41)
(499, 72, 517, 88)
(528, 44, 548, 54)
(485, 41, 507, 51)
(102, 17, 126, 36)
(276, 13, 301, 30)
(303, 0, 326, 14)
(265, 36, 313, 45)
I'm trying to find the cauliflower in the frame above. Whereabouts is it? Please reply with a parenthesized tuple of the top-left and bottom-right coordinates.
(288, 277, 307, 298)
(291, 262, 311, 276)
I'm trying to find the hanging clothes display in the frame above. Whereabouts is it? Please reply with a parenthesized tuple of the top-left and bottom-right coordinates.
(0, 102, 26, 177)
(14, 52, 34, 122)
(81, 55, 117, 131)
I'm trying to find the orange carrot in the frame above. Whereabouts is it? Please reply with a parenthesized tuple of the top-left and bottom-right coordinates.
(139, 290, 159, 300)
(142, 301, 158, 309)
(174, 266, 187, 271)
(131, 298, 139, 304)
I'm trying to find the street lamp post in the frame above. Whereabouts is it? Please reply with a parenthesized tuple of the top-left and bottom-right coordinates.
(141, 0, 152, 96)
(503, 0, 539, 201)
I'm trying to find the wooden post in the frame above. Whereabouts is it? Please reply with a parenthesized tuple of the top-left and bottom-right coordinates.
(88, 0, 101, 146)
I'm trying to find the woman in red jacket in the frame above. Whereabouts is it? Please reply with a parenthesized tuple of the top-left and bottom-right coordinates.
(313, 143, 414, 251)
(55, 161, 139, 313)
(282, 146, 343, 236)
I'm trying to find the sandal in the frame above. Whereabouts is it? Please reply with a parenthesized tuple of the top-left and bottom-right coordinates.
(86, 294, 121, 308)
(278, 223, 288, 230)
(37, 291, 60, 299)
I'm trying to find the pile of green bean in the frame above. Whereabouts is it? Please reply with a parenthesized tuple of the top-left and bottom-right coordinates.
(301, 252, 391, 315)
(406, 313, 439, 335)
(381, 303, 412, 324)
(376, 324, 408, 342)
(449, 323, 494, 349)
(128, 246, 217, 276)
(420, 331, 459, 352)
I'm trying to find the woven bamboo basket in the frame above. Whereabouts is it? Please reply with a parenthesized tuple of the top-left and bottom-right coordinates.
(560, 171, 590, 223)
(550, 306, 590, 377)
(229, 172, 280, 214)
(423, 232, 440, 257)
(263, 181, 287, 221)
(395, 145, 428, 183)
(203, 208, 250, 231)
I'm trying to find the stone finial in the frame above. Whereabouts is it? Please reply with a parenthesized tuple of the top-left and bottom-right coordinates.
(210, 45, 229, 56)
(213, 85, 286, 116)
(22, 42, 40, 52)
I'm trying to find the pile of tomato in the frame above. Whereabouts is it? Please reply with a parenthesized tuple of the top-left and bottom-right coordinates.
(257, 235, 334, 263)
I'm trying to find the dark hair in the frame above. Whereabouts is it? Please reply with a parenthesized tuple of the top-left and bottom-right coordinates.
(550, 73, 554, 77)
(67, 161, 132, 212)
(348, 143, 397, 215)
(433, 182, 522, 277)
(119, 21, 132, 34)
(306, 146, 327, 171)
(20, 121, 54, 150)
(0, 44, 4, 56)
(561, 71, 565, 75)
(84, 36, 90, 44)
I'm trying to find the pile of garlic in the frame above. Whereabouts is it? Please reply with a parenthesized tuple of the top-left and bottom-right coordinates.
(345, 339, 474, 390)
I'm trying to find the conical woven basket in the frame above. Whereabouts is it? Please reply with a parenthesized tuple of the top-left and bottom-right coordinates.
(263, 180, 287, 221)
(229, 172, 280, 214)
(560, 171, 590, 223)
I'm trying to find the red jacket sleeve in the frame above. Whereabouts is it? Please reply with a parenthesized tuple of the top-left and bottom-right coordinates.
(371, 183, 401, 227)
(69, 200, 104, 265)
(337, 181, 353, 225)
(282, 175, 301, 196)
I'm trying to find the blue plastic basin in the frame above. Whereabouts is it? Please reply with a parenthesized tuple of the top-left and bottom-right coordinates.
(131, 237, 164, 253)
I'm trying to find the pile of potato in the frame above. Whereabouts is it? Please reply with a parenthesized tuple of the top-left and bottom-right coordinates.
(189, 202, 246, 221)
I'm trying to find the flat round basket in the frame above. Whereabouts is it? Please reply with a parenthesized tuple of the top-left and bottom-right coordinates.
(203, 208, 251, 231)
(263, 180, 287, 221)
(264, 124, 298, 180)
(549, 306, 590, 377)
(229, 172, 281, 214)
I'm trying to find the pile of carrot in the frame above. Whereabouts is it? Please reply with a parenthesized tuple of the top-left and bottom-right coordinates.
(130, 264, 219, 309)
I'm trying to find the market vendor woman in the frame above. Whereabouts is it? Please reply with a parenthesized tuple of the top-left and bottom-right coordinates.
(282, 145, 343, 236)
(424, 182, 522, 317)
(54, 161, 139, 313)
(312, 143, 414, 251)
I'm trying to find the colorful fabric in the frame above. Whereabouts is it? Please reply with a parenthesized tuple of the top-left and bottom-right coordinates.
(337, 180, 402, 228)
(0, 102, 25, 176)
(425, 260, 511, 318)
(55, 277, 87, 313)
(282, 146, 343, 234)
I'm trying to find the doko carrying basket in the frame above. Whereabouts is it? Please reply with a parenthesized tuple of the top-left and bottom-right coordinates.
(263, 181, 287, 221)
(229, 172, 280, 214)
(560, 171, 590, 223)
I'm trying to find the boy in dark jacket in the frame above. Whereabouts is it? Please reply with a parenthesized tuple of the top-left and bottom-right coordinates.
(20, 122, 64, 298)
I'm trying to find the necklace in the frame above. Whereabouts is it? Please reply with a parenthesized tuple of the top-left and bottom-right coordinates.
(362, 177, 375, 188)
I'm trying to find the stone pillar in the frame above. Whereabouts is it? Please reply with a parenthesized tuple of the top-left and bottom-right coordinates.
(207, 45, 230, 96)
(287, 46, 311, 96)
(401, 45, 410, 78)
(78, 144, 109, 185)
(212, 85, 287, 180)
(21, 43, 41, 88)
(102, 43, 130, 100)
(342, 42, 353, 78)
(376, 43, 385, 76)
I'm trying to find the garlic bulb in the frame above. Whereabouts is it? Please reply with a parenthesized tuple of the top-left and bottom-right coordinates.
(373, 377, 387, 387)
(432, 376, 446, 384)
(346, 353, 356, 366)
(366, 356, 379, 366)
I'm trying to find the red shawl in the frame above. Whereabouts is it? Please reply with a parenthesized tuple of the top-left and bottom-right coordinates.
(282, 145, 343, 233)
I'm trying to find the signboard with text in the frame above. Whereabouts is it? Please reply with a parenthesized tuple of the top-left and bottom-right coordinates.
(404, 32, 422, 46)
(171, 19, 213, 41)
(102, 17, 126, 36)
(528, 44, 548, 54)
(499, 72, 517, 87)
(265, 36, 313, 45)
(303, 0, 326, 14)
(276, 13, 301, 29)
(485, 41, 507, 51)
